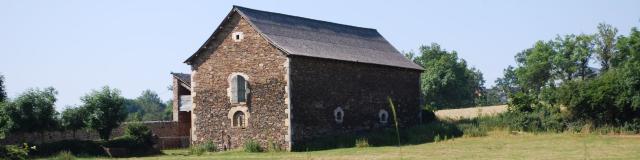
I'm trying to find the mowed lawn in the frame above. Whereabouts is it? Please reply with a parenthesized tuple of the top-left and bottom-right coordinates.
(76, 131, 640, 160)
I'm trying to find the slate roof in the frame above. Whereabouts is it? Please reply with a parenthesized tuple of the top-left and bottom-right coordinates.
(185, 6, 423, 71)
(171, 72, 191, 87)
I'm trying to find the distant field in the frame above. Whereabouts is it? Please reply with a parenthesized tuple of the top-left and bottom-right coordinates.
(435, 105, 508, 120)
(72, 131, 640, 160)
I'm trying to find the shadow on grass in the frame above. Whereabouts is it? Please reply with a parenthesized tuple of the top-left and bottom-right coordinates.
(28, 139, 163, 158)
(293, 120, 464, 151)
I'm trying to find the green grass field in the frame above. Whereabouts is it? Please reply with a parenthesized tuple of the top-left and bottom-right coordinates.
(73, 131, 640, 160)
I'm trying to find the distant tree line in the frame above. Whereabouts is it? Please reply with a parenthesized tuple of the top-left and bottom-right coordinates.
(496, 23, 640, 131)
(124, 90, 172, 122)
(0, 77, 172, 141)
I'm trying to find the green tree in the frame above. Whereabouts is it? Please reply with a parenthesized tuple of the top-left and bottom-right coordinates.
(2, 87, 59, 133)
(615, 27, 640, 67)
(506, 23, 640, 129)
(514, 41, 555, 93)
(475, 87, 506, 106)
(0, 74, 6, 103)
(574, 34, 595, 80)
(135, 90, 167, 121)
(124, 99, 143, 116)
(0, 103, 9, 139)
(495, 66, 519, 96)
(164, 100, 173, 121)
(60, 106, 87, 138)
(82, 86, 127, 141)
(0, 74, 6, 138)
(552, 34, 578, 81)
(412, 43, 485, 109)
(124, 90, 169, 121)
(594, 23, 618, 71)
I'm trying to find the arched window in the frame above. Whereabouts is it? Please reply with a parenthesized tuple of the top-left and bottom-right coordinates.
(230, 74, 249, 103)
(233, 111, 246, 128)
(379, 109, 389, 124)
(236, 76, 246, 102)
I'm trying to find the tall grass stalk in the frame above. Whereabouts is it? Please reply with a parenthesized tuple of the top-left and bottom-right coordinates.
(387, 97, 402, 159)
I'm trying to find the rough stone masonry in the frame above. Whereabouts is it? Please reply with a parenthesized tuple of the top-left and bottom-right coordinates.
(174, 6, 423, 151)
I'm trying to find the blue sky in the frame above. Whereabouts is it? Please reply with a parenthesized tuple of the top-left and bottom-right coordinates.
(1, 0, 639, 110)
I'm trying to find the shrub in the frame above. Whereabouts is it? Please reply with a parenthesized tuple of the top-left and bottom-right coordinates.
(421, 109, 436, 123)
(267, 140, 282, 152)
(102, 136, 140, 148)
(557, 67, 640, 127)
(187, 140, 217, 156)
(0, 143, 31, 160)
(188, 146, 206, 156)
(355, 138, 369, 148)
(457, 123, 488, 137)
(102, 135, 160, 157)
(98, 123, 158, 156)
(508, 92, 536, 112)
(202, 140, 217, 152)
(293, 120, 464, 151)
(124, 123, 155, 147)
(53, 151, 76, 160)
(504, 108, 565, 133)
(621, 119, 640, 134)
(243, 139, 262, 152)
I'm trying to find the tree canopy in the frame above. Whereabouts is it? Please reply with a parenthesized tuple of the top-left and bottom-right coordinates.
(501, 23, 640, 128)
(1, 87, 59, 133)
(594, 23, 618, 71)
(409, 43, 486, 109)
(0, 74, 6, 103)
(82, 86, 127, 141)
(61, 106, 88, 132)
(125, 90, 170, 121)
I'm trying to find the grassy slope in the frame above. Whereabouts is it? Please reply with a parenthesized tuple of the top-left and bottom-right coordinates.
(78, 131, 640, 160)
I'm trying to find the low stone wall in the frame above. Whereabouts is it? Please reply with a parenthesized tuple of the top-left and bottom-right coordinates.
(0, 121, 189, 149)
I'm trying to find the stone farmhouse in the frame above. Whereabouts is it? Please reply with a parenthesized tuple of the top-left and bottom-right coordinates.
(171, 6, 424, 151)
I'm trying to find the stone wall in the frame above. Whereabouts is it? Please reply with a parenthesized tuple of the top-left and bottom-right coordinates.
(289, 56, 422, 147)
(0, 121, 189, 149)
(189, 12, 289, 150)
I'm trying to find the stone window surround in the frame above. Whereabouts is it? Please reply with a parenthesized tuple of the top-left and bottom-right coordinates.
(232, 32, 244, 42)
(228, 106, 249, 129)
(227, 72, 250, 104)
(334, 107, 344, 124)
(378, 109, 389, 124)
(232, 111, 245, 127)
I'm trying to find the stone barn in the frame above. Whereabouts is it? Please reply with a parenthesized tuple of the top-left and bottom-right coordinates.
(171, 6, 424, 151)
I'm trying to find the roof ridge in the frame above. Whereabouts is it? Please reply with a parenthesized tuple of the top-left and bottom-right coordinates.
(233, 5, 378, 31)
(186, 5, 424, 71)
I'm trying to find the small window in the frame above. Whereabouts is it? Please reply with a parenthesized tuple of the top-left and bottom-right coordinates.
(334, 107, 344, 124)
(378, 109, 389, 124)
(232, 32, 244, 42)
(233, 111, 246, 128)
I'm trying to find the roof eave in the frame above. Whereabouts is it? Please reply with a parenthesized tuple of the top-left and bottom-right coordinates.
(184, 6, 238, 65)
(170, 72, 192, 88)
